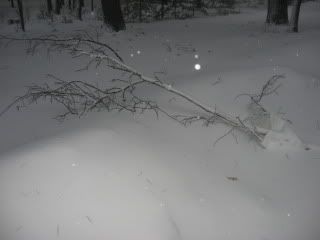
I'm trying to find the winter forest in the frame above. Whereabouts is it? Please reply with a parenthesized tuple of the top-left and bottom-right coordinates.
(0, 0, 320, 239)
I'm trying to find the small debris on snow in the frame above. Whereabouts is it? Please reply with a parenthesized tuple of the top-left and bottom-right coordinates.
(316, 120, 320, 130)
(56, 224, 60, 237)
(160, 202, 166, 207)
(15, 226, 22, 232)
(226, 177, 238, 181)
(146, 178, 153, 185)
(86, 216, 93, 224)
(312, 78, 320, 88)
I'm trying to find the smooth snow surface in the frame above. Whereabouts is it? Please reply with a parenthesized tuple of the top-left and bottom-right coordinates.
(1, 1, 320, 240)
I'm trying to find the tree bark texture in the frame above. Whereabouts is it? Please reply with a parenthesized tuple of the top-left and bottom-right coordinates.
(47, 0, 53, 14)
(17, 0, 25, 31)
(78, 0, 84, 20)
(289, 0, 302, 32)
(266, 0, 288, 24)
(55, 0, 63, 14)
(100, 0, 126, 32)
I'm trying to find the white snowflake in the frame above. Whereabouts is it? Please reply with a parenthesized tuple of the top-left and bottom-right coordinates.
(194, 64, 201, 70)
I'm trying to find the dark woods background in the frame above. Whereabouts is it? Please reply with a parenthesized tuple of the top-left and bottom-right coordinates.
(5, 0, 314, 32)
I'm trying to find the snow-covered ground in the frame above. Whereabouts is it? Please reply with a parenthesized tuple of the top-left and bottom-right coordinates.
(1, 1, 320, 240)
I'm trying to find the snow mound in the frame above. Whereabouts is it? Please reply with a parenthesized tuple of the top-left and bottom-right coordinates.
(0, 130, 181, 240)
(262, 124, 304, 150)
(248, 103, 305, 150)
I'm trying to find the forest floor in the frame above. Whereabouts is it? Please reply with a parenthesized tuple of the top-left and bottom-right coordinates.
(1, 1, 320, 240)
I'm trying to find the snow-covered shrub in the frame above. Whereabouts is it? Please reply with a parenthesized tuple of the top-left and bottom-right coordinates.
(217, 0, 236, 9)
(239, 0, 266, 8)
(58, 5, 73, 23)
(122, 0, 155, 22)
(36, 3, 51, 20)
(122, 0, 207, 22)
(202, 0, 239, 15)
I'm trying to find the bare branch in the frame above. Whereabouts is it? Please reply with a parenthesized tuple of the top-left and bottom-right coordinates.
(0, 35, 274, 146)
(0, 34, 123, 62)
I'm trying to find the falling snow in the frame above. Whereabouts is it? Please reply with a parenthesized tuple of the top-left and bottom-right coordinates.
(194, 63, 201, 70)
(1, 1, 320, 240)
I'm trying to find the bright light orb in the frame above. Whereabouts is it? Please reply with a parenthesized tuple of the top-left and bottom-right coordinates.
(194, 64, 201, 70)
(194, 54, 199, 59)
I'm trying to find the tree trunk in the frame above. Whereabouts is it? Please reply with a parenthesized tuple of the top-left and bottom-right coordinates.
(100, 0, 126, 32)
(10, 0, 14, 8)
(47, 0, 53, 14)
(139, 0, 142, 22)
(78, 0, 84, 20)
(266, 0, 288, 25)
(289, 0, 302, 32)
(55, 0, 63, 14)
(91, 0, 94, 11)
(196, 0, 202, 8)
(17, 0, 25, 31)
(161, 0, 165, 19)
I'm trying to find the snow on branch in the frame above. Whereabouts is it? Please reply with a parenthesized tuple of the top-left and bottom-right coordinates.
(0, 33, 123, 62)
(235, 74, 284, 113)
(0, 34, 277, 146)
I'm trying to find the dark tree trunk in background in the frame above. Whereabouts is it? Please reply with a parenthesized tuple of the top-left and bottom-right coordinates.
(196, 0, 202, 8)
(10, 0, 14, 8)
(161, 0, 165, 19)
(68, 0, 72, 10)
(78, 0, 84, 20)
(47, 0, 53, 14)
(17, 0, 25, 31)
(100, 0, 126, 32)
(266, 0, 288, 24)
(55, 0, 63, 14)
(139, 0, 142, 22)
(91, 0, 94, 11)
(289, 0, 302, 32)
(160, 0, 169, 19)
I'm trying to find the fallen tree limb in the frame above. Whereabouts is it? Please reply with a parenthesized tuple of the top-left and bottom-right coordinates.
(0, 34, 123, 62)
(0, 34, 277, 146)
